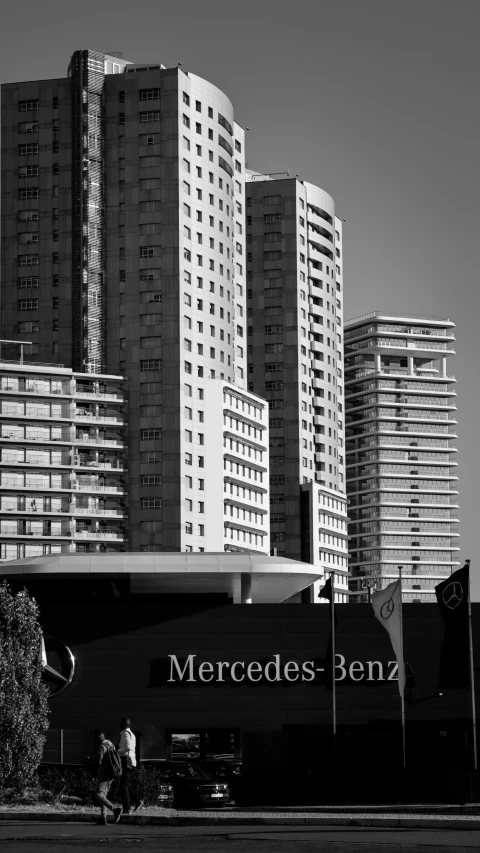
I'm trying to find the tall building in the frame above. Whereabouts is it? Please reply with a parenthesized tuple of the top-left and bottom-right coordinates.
(0, 349, 127, 561)
(1, 50, 270, 555)
(246, 175, 348, 601)
(344, 312, 460, 602)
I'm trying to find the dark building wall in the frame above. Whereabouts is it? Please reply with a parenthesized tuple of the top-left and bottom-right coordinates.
(24, 578, 478, 802)
(247, 179, 302, 559)
(1, 77, 73, 367)
(103, 67, 182, 551)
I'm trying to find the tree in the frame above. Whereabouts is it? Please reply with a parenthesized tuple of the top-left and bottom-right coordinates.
(0, 581, 49, 791)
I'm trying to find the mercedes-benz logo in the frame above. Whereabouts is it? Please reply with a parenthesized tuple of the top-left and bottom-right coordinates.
(381, 597, 395, 620)
(442, 581, 464, 610)
(40, 636, 75, 697)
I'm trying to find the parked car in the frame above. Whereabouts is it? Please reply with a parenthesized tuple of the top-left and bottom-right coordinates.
(171, 752, 201, 763)
(199, 758, 242, 784)
(141, 760, 229, 808)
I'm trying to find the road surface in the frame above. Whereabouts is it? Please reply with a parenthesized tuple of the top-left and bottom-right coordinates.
(1, 821, 480, 852)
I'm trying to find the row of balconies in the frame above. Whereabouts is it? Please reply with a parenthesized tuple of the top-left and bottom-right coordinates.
(0, 455, 125, 471)
(347, 409, 456, 423)
(347, 380, 454, 395)
(344, 324, 454, 341)
(0, 380, 124, 402)
(347, 423, 456, 437)
(0, 481, 125, 494)
(347, 396, 456, 410)
(0, 431, 125, 447)
(345, 337, 454, 353)
(0, 529, 125, 541)
(0, 503, 125, 516)
(0, 542, 126, 561)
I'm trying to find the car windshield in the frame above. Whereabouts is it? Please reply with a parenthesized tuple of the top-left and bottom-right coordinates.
(186, 764, 209, 778)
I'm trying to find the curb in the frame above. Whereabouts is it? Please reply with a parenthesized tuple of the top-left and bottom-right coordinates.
(1, 811, 480, 830)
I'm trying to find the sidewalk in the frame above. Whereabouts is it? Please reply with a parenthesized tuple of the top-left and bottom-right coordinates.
(2, 806, 480, 829)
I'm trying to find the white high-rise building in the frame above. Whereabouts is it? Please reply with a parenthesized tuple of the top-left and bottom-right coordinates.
(1, 50, 270, 555)
(344, 312, 460, 601)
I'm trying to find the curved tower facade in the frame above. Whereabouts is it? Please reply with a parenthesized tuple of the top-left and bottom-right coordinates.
(1, 51, 270, 556)
(344, 312, 459, 602)
(246, 175, 348, 601)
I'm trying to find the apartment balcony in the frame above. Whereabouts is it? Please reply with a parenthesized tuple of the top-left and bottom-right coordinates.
(346, 337, 455, 356)
(310, 321, 324, 337)
(0, 386, 72, 399)
(72, 507, 125, 517)
(0, 532, 73, 542)
(74, 390, 124, 403)
(0, 432, 73, 445)
(73, 530, 125, 541)
(74, 460, 125, 471)
(307, 209, 334, 236)
(348, 403, 458, 419)
(73, 435, 125, 447)
(1, 411, 73, 423)
(75, 412, 124, 426)
(74, 482, 125, 494)
(312, 378, 325, 392)
(310, 339, 324, 355)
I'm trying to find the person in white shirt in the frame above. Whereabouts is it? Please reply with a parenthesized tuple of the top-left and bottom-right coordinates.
(117, 717, 143, 813)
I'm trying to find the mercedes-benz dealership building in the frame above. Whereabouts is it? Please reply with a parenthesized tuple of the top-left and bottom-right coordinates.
(3, 552, 479, 804)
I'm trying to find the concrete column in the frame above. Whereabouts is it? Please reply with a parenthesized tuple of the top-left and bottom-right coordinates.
(375, 354, 381, 372)
(441, 357, 447, 377)
(241, 573, 252, 604)
(408, 356, 414, 375)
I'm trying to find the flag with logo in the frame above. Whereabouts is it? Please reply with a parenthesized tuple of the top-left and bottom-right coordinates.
(371, 580, 405, 697)
(435, 563, 470, 688)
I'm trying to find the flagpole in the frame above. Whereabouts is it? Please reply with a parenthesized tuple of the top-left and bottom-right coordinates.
(466, 559, 478, 771)
(330, 570, 337, 770)
(398, 565, 406, 769)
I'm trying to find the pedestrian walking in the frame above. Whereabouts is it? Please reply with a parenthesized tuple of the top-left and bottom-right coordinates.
(117, 717, 144, 814)
(93, 732, 123, 825)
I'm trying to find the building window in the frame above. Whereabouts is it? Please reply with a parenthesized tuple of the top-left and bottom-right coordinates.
(18, 277, 39, 288)
(139, 111, 161, 123)
(141, 476, 161, 486)
(19, 100, 39, 111)
(140, 429, 161, 440)
(139, 88, 161, 100)
(18, 188, 39, 199)
(141, 498, 162, 509)
(18, 143, 39, 155)
(18, 165, 39, 178)
(18, 299, 39, 310)
(18, 122, 39, 134)
(183, 114, 190, 128)
(140, 359, 161, 371)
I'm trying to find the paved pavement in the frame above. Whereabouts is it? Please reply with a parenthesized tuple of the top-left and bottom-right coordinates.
(1, 820, 480, 852)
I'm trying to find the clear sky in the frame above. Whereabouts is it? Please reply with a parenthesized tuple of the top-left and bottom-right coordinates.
(1, 0, 478, 593)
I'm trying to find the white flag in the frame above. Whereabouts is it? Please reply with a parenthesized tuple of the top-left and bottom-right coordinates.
(371, 580, 405, 697)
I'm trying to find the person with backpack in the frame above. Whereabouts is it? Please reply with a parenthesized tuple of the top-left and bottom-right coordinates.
(117, 717, 144, 814)
(94, 732, 123, 825)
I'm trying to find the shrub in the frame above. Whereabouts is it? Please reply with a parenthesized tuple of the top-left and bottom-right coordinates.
(109, 765, 169, 806)
(36, 766, 72, 804)
(0, 582, 49, 792)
